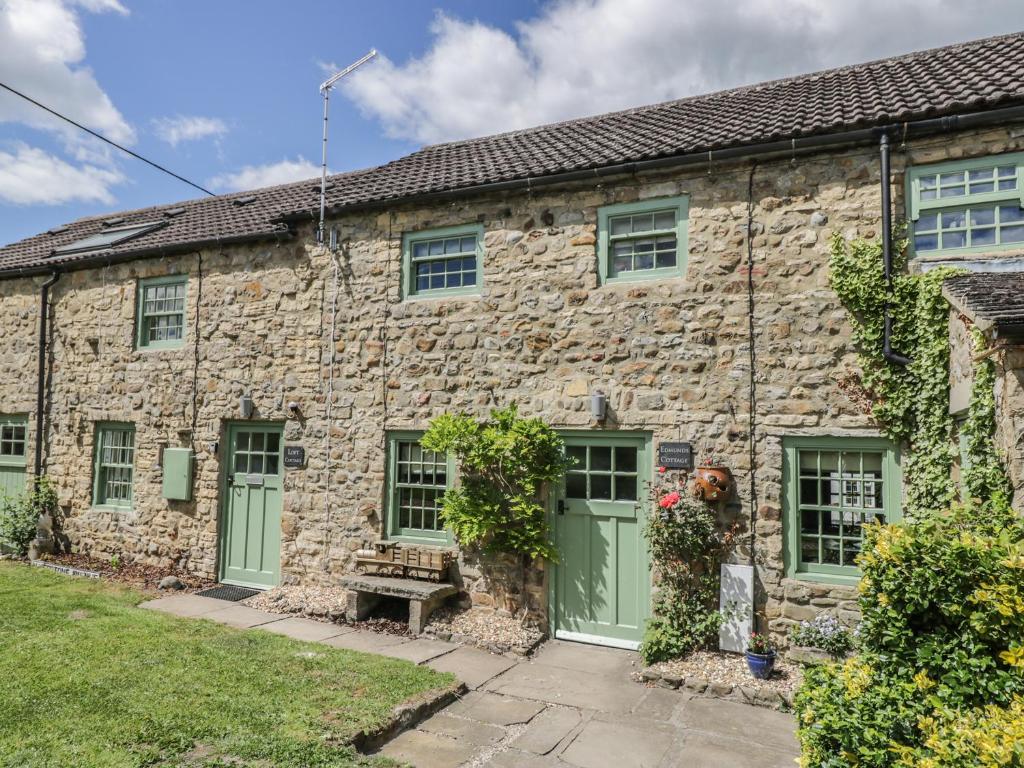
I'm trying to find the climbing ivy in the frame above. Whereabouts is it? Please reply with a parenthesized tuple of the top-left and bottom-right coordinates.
(828, 233, 957, 516)
(961, 328, 1014, 512)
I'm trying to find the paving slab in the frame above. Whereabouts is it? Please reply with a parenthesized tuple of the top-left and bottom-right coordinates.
(200, 604, 282, 629)
(320, 629, 411, 653)
(427, 645, 517, 690)
(532, 640, 639, 677)
(377, 728, 479, 768)
(446, 690, 545, 726)
(140, 595, 232, 618)
(380, 637, 458, 664)
(488, 749, 571, 768)
(257, 616, 350, 642)
(675, 697, 799, 754)
(675, 733, 799, 768)
(485, 661, 646, 713)
(511, 705, 583, 756)
(559, 718, 675, 768)
(630, 688, 685, 722)
(417, 713, 505, 746)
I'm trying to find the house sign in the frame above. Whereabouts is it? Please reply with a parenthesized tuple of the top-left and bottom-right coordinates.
(657, 442, 693, 470)
(283, 445, 305, 469)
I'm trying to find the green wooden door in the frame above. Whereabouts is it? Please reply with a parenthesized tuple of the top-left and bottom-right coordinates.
(553, 434, 651, 650)
(219, 424, 284, 589)
(0, 415, 28, 500)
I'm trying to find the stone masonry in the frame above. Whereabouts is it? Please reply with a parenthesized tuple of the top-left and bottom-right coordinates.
(3, 125, 1024, 645)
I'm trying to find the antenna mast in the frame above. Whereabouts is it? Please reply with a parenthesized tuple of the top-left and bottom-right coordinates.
(318, 49, 378, 244)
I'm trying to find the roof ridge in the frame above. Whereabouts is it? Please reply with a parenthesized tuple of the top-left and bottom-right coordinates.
(417, 30, 1024, 153)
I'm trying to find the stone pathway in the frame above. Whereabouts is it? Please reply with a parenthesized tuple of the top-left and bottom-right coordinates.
(142, 595, 799, 767)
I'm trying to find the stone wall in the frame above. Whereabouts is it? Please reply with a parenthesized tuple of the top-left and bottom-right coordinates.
(995, 349, 1024, 512)
(2, 125, 1022, 642)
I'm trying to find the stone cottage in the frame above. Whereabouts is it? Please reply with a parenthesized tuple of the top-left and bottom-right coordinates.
(3, 32, 1024, 649)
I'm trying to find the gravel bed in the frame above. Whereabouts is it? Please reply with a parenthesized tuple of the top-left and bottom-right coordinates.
(424, 606, 545, 656)
(638, 650, 802, 710)
(245, 585, 348, 621)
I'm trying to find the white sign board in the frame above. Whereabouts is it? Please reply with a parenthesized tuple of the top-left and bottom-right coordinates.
(719, 562, 754, 653)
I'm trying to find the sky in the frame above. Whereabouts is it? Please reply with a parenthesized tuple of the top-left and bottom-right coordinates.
(2, 0, 1024, 246)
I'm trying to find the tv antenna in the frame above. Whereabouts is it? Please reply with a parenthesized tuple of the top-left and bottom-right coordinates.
(318, 49, 378, 245)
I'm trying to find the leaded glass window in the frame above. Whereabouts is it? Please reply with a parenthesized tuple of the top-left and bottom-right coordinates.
(137, 276, 187, 349)
(909, 154, 1024, 256)
(94, 425, 135, 508)
(597, 196, 688, 283)
(403, 226, 483, 298)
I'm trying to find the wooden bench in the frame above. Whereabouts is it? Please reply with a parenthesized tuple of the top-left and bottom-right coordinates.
(340, 574, 457, 635)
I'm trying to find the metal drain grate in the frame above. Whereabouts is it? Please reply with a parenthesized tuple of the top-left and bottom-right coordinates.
(195, 585, 261, 602)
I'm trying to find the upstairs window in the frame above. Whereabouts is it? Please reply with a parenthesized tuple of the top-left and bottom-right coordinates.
(136, 276, 187, 349)
(597, 196, 689, 283)
(908, 153, 1024, 257)
(385, 433, 453, 544)
(92, 424, 135, 509)
(783, 436, 901, 583)
(402, 225, 484, 299)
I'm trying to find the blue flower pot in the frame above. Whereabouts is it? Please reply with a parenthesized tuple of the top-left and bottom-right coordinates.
(745, 651, 776, 679)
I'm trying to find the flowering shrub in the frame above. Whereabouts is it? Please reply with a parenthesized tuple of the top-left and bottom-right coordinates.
(795, 508, 1024, 767)
(790, 615, 855, 659)
(639, 485, 731, 665)
(748, 632, 776, 655)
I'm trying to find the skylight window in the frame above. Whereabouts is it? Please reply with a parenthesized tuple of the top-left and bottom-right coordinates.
(53, 222, 164, 256)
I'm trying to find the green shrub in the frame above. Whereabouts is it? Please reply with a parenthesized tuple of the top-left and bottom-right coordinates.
(0, 477, 57, 556)
(795, 512, 1024, 767)
(421, 404, 570, 560)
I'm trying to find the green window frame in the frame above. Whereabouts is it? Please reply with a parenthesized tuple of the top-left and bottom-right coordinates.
(907, 152, 1024, 257)
(401, 224, 484, 299)
(0, 415, 27, 467)
(782, 436, 902, 585)
(136, 275, 188, 349)
(385, 432, 454, 544)
(92, 423, 135, 509)
(597, 195, 689, 284)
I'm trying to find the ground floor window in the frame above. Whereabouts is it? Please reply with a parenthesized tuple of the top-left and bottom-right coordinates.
(385, 433, 453, 544)
(93, 423, 135, 509)
(783, 436, 901, 582)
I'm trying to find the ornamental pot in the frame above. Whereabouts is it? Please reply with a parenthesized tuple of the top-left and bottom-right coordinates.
(745, 650, 776, 680)
(691, 465, 734, 502)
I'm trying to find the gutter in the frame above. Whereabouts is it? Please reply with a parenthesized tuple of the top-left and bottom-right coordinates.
(0, 228, 294, 281)
(35, 271, 60, 478)
(280, 103, 1024, 222)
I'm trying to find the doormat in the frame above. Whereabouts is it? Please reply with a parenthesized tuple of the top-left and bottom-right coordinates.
(31, 560, 101, 579)
(195, 585, 261, 602)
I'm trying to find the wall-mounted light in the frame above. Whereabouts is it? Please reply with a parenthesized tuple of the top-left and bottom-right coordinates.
(590, 390, 608, 422)
(239, 394, 254, 419)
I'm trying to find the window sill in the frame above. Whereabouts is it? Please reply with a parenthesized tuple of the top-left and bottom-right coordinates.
(402, 289, 483, 302)
(601, 270, 685, 286)
(787, 571, 862, 588)
(382, 536, 456, 549)
(90, 504, 132, 513)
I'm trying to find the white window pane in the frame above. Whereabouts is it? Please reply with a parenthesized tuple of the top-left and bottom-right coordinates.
(653, 210, 675, 230)
(917, 213, 938, 231)
(971, 207, 995, 226)
(1002, 225, 1024, 243)
(610, 216, 630, 236)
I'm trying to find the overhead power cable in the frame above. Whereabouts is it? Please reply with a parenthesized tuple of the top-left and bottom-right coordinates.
(0, 80, 215, 197)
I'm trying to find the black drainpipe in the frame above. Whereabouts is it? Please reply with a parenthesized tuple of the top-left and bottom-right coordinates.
(35, 271, 60, 478)
(879, 132, 912, 367)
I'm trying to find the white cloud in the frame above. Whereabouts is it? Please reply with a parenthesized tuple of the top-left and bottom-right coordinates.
(208, 156, 321, 192)
(342, 0, 1024, 146)
(0, 143, 124, 205)
(152, 115, 228, 147)
(0, 0, 132, 206)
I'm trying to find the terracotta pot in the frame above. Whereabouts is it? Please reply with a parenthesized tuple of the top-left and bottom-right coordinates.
(691, 465, 734, 502)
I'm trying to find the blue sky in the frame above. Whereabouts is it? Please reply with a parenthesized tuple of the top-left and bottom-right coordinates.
(3, 0, 1024, 246)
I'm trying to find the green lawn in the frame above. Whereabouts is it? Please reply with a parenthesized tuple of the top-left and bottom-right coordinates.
(0, 563, 455, 768)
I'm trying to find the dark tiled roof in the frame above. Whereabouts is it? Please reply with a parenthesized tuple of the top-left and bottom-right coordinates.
(5, 31, 1024, 276)
(943, 271, 1024, 333)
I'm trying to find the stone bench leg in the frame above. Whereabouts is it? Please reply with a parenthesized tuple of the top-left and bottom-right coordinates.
(347, 590, 381, 621)
(408, 593, 448, 635)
